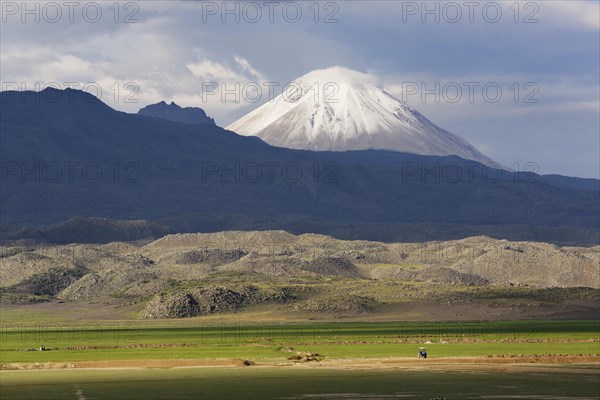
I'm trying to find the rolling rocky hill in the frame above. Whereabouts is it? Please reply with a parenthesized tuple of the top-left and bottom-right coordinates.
(1, 231, 598, 319)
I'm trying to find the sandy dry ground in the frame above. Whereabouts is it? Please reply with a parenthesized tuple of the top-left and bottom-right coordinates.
(3, 355, 599, 371)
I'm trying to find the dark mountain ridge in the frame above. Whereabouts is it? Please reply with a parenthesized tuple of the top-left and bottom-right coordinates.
(1, 88, 598, 245)
(137, 100, 215, 125)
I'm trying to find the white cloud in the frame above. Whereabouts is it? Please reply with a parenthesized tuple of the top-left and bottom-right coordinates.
(234, 56, 266, 81)
(188, 59, 250, 83)
(31, 55, 93, 80)
(542, 1, 600, 31)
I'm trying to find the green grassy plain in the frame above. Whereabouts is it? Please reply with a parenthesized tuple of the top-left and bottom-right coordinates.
(1, 320, 598, 364)
(2, 366, 599, 400)
(1, 320, 598, 400)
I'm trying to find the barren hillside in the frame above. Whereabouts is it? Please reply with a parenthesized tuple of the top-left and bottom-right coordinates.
(1, 232, 598, 319)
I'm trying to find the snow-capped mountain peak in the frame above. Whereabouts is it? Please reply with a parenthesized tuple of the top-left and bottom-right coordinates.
(227, 66, 497, 166)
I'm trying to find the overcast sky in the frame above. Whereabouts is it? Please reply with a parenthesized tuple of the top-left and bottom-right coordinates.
(1, 1, 599, 178)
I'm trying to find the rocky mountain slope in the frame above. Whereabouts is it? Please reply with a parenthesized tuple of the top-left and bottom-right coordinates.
(1, 231, 598, 318)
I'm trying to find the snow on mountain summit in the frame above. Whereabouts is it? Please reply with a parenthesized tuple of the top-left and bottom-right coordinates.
(227, 67, 497, 166)
(297, 66, 378, 87)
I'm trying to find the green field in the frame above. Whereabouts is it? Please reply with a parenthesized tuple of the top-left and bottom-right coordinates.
(2, 366, 599, 400)
(1, 320, 598, 364)
(1, 320, 598, 399)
